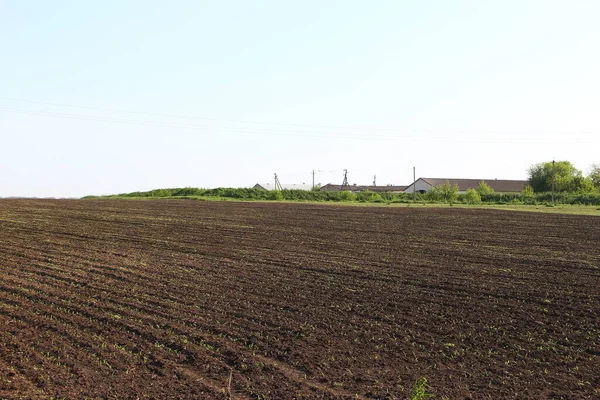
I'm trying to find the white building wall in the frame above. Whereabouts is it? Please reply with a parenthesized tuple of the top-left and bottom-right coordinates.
(404, 179, 433, 193)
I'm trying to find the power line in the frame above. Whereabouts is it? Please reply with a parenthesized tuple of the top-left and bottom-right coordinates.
(0, 107, 399, 140)
(0, 96, 403, 132)
(3, 107, 598, 144)
(2, 106, 599, 144)
(2, 107, 481, 140)
(2, 96, 600, 136)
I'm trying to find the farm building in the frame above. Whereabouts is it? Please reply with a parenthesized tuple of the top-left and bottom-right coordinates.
(320, 184, 407, 193)
(253, 183, 314, 191)
(404, 178, 528, 194)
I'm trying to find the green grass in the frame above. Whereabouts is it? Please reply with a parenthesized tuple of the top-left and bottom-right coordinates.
(477, 203, 600, 215)
(397, 202, 600, 216)
(411, 377, 434, 399)
(83, 195, 600, 216)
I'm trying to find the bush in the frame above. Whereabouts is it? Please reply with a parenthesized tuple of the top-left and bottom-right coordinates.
(423, 186, 442, 202)
(338, 191, 357, 202)
(356, 190, 383, 203)
(480, 193, 521, 204)
(463, 189, 482, 204)
(521, 185, 534, 197)
(426, 181, 458, 203)
(268, 190, 283, 200)
(476, 181, 495, 195)
(94, 187, 600, 206)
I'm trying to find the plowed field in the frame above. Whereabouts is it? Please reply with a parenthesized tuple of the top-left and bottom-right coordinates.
(1, 199, 599, 399)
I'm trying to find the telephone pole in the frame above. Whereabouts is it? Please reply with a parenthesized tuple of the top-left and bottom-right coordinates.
(373, 175, 376, 186)
(413, 166, 416, 201)
(551, 160, 555, 205)
(312, 170, 315, 190)
(274, 173, 282, 191)
(341, 169, 349, 190)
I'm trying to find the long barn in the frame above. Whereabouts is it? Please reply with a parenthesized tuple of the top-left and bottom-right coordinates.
(404, 178, 528, 194)
(319, 184, 407, 193)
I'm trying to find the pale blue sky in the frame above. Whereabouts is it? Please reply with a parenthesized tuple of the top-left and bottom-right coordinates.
(1, 1, 599, 197)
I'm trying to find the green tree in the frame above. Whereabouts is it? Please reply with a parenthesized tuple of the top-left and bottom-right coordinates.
(521, 185, 534, 196)
(571, 175, 597, 193)
(589, 164, 600, 190)
(463, 188, 482, 204)
(423, 186, 442, 202)
(528, 161, 589, 192)
(476, 181, 494, 195)
(439, 181, 459, 203)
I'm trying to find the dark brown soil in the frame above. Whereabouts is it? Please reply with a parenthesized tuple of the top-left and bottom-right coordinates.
(0, 199, 599, 399)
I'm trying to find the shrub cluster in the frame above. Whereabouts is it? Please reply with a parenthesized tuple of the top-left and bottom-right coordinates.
(89, 187, 600, 206)
(476, 192, 600, 205)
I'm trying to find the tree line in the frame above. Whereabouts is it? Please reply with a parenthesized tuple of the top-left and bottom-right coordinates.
(421, 161, 600, 205)
(527, 161, 599, 193)
(84, 161, 600, 206)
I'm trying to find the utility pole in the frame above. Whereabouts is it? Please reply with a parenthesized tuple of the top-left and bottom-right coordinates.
(274, 173, 282, 191)
(341, 169, 349, 190)
(413, 166, 416, 201)
(311, 169, 325, 190)
(552, 160, 555, 205)
(373, 175, 376, 186)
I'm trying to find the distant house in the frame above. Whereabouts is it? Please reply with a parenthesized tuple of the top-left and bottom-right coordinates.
(320, 184, 407, 193)
(253, 183, 313, 191)
(403, 178, 527, 194)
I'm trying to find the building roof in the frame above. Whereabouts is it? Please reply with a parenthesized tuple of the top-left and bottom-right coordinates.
(320, 183, 407, 192)
(253, 183, 314, 191)
(419, 178, 527, 192)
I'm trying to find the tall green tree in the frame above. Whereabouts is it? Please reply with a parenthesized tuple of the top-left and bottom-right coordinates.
(476, 181, 494, 195)
(463, 188, 482, 204)
(528, 161, 594, 193)
(589, 164, 600, 190)
(440, 181, 459, 203)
